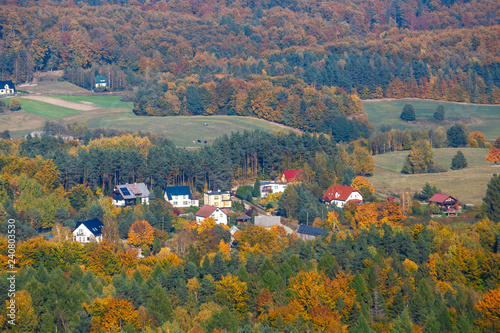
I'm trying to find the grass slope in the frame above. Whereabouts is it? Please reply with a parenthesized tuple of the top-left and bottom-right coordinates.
(371, 148, 496, 205)
(82, 112, 291, 147)
(363, 99, 500, 139)
(6, 98, 82, 118)
(46, 95, 133, 109)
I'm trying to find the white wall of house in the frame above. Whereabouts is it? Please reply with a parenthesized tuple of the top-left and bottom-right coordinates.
(260, 182, 287, 198)
(196, 209, 228, 225)
(165, 193, 199, 208)
(330, 191, 363, 207)
(73, 225, 102, 243)
(112, 199, 126, 206)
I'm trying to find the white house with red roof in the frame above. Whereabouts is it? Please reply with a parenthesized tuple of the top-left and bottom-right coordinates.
(323, 185, 363, 208)
(195, 205, 229, 225)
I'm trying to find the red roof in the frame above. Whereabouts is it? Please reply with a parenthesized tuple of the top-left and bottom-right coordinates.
(429, 193, 456, 204)
(220, 208, 231, 216)
(323, 185, 362, 202)
(196, 205, 218, 218)
(283, 169, 300, 182)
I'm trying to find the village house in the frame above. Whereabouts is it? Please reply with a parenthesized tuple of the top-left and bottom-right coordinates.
(73, 218, 104, 243)
(280, 169, 301, 183)
(195, 205, 229, 225)
(95, 76, 107, 88)
(164, 185, 199, 208)
(0, 81, 16, 96)
(428, 193, 459, 212)
(204, 190, 232, 208)
(111, 183, 150, 206)
(323, 185, 363, 208)
(259, 181, 287, 198)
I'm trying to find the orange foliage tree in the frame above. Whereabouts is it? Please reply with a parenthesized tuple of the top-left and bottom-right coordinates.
(85, 297, 140, 333)
(475, 288, 500, 332)
(486, 147, 500, 164)
(128, 220, 155, 247)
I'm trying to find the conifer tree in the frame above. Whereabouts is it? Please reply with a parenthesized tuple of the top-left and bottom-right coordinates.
(451, 150, 468, 170)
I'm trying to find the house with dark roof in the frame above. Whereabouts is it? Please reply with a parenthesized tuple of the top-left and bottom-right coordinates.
(280, 169, 301, 183)
(195, 205, 229, 225)
(323, 185, 363, 208)
(296, 225, 326, 240)
(73, 218, 104, 243)
(204, 190, 232, 208)
(111, 183, 150, 207)
(429, 193, 459, 211)
(0, 81, 16, 96)
(95, 76, 107, 88)
(165, 185, 199, 208)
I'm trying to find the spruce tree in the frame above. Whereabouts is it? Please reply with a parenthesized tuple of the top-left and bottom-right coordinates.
(252, 178, 261, 198)
(400, 104, 416, 121)
(451, 150, 468, 170)
(484, 174, 500, 222)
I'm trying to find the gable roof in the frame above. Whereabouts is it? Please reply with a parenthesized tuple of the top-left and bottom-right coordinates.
(196, 205, 218, 218)
(115, 183, 150, 200)
(0, 81, 15, 90)
(323, 185, 361, 202)
(236, 214, 251, 221)
(74, 218, 104, 236)
(296, 225, 326, 237)
(165, 186, 192, 200)
(95, 76, 107, 83)
(283, 169, 300, 181)
(429, 193, 457, 204)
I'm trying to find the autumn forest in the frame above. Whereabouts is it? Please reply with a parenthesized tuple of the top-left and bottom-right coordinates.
(1, 0, 500, 332)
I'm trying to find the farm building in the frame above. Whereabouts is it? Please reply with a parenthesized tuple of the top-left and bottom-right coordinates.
(428, 193, 459, 211)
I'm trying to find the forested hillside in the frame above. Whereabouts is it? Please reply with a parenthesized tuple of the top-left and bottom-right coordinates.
(1, 0, 500, 133)
(1, 131, 500, 332)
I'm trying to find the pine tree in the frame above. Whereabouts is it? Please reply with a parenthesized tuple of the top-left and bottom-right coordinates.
(451, 150, 468, 170)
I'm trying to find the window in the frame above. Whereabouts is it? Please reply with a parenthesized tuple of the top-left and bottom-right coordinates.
(173, 202, 177, 205)
(214, 196, 219, 200)
(183, 201, 188, 205)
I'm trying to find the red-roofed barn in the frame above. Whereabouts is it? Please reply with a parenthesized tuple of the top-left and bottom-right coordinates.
(323, 185, 363, 208)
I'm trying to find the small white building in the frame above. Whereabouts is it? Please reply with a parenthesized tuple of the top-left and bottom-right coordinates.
(165, 186, 199, 208)
(0, 81, 16, 96)
(111, 183, 150, 206)
(95, 76, 107, 88)
(73, 218, 104, 243)
(195, 205, 229, 225)
(260, 181, 287, 198)
(323, 185, 363, 208)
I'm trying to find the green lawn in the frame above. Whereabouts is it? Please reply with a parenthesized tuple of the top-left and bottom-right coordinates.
(46, 95, 133, 109)
(363, 99, 500, 139)
(6, 98, 82, 119)
(371, 148, 497, 205)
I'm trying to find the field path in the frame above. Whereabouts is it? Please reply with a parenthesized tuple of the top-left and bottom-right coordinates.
(21, 96, 97, 111)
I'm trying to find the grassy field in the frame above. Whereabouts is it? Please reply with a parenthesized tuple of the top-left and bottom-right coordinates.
(81, 112, 293, 147)
(1, 94, 292, 147)
(371, 148, 497, 205)
(363, 99, 500, 139)
(18, 80, 90, 95)
(4, 98, 82, 118)
(46, 95, 132, 109)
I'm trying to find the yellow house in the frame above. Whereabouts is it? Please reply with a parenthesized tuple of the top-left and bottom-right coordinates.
(204, 190, 231, 208)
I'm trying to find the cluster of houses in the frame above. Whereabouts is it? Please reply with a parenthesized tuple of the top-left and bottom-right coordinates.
(71, 171, 461, 244)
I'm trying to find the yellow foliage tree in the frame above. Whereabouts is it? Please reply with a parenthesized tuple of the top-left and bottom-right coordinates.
(216, 274, 249, 315)
(85, 296, 140, 333)
(128, 220, 155, 247)
(350, 176, 375, 196)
